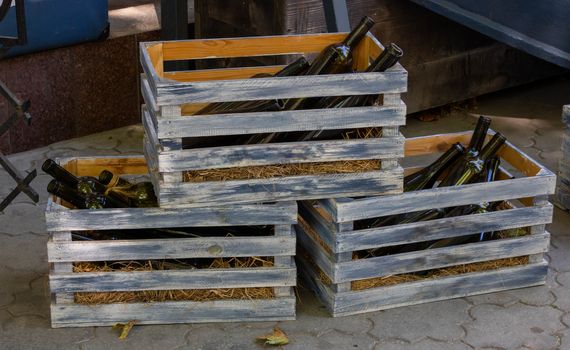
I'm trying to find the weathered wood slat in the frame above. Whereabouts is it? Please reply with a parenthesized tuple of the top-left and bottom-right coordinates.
(329, 175, 556, 222)
(333, 204, 553, 253)
(140, 74, 158, 113)
(332, 232, 549, 283)
(154, 105, 406, 138)
(51, 297, 296, 327)
(158, 167, 403, 208)
(48, 236, 296, 262)
(164, 65, 286, 82)
(296, 224, 335, 279)
(50, 267, 297, 293)
(46, 199, 297, 231)
(332, 261, 547, 316)
(154, 70, 407, 105)
(157, 137, 404, 172)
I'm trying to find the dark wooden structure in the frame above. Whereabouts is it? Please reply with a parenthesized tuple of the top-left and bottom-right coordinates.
(194, 0, 565, 113)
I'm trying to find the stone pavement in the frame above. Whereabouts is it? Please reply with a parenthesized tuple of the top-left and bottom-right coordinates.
(0, 76, 569, 350)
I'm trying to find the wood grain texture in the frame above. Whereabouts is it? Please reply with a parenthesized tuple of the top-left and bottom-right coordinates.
(140, 74, 158, 113)
(46, 199, 297, 231)
(51, 297, 296, 327)
(332, 232, 549, 283)
(332, 261, 546, 317)
(157, 167, 403, 208)
(48, 236, 296, 262)
(154, 105, 406, 138)
(50, 267, 297, 293)
(332, 204, 553, 253)
(164, 65, 285, 82)
(154, 69, 407, 105)
(329, 175, 555, 222)
(156, 137, 403, 172)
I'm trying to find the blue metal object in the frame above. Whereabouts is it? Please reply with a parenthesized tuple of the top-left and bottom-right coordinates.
(0, 0, 108, 58)
(322, 0, 350, 32)
(411, 0, 570, 69)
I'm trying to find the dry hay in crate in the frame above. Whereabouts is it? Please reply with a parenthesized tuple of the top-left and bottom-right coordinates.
(300, 202, 532, 291)
(73, 257, 275, 304)
(183, 128, 384, 182)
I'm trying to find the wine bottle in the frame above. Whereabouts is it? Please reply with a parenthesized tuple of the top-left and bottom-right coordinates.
(427, 157, 501, 249)
(404, 142, 465, 192)
(42, 159, 107, 195)
(106, 182, 158, 208)
(439, 132, 506, 187)
(312, 43, 404, 111)
(47, 180, 90, 209)
(284, 16, 376, 111)
(196, 56, 310, 116)
(99, 170, 132, 188)
(438, 116, 491, 186)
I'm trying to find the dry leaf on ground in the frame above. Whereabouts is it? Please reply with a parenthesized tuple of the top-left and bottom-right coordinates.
(112, 320, 136, 340)
(257, 326, 289, 346)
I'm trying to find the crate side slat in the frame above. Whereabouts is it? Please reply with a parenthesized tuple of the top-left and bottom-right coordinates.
(296, 254, 335, 312)
(51, 297, 296, 327)
(296, 224, 336, 280)
(45, 202, 297, 232)
(155, 105, 406, 138)
(164, 65, 286, 83)
(50, 267, 297, 293)
(298, 202, 337, 248)
(158, 168, 403, 208)
(331, 261, 548, 317)
(157, 137, 404, 172)
(333, 232, 549, 283)
(159, 32, 350, 61)
(141, 74, 158, 113)
(335, 204, 553, 253)
(140, 42, 163, 93)
(155, 70, 407, 105)
(332, 175, 555, 222)
(48, 236, 296, 262)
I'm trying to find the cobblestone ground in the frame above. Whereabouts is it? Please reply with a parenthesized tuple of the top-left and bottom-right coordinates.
(0, 77, 569, 349)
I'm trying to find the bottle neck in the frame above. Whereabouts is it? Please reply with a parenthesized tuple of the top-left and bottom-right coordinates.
(343, 16, 375, 48)
(427, 143, 465, 174)
(484, 157, 500, 183)
(47, 180, 86, 209)
(479, 133, 506, 161)
(469, 116, 491, 152)
(367, 43, 403, 73)
(42, 159, 79, 188)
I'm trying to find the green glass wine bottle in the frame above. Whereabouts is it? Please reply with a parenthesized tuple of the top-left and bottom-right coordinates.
(284, 16, 375, 111)
(98, 170, 132, 188)
(439, 132, 506, 187)
(404, 142, 465, 192)
(42, 159, 107, 195)
(196, 56, 310, 116)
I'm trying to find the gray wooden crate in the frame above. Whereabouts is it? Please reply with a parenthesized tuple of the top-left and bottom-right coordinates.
(556, 105, 570, 209)
(139, 32, 407, 208)
(45, 155, 297, 327)
(297, 131, 555, 317)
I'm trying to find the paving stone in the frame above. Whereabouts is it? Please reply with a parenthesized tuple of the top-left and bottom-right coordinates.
(463, 303, 564, 349)
(81, 324, 189, 350)
(547, 236, 570, 272)
(464, 290, 519, 307)
(375, 339, 471, 350)
(0, 202, 46, 235)
(555, 328, 570, 350)
(368, 299, 470, 343)
(548, 207, 570, 236)
(1, 313, 93, 350)
(7, 275, 49, 318)
(0, 234, 47, 272)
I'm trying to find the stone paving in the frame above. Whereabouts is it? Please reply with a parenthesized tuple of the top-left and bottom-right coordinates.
(0, 77, 569, 349)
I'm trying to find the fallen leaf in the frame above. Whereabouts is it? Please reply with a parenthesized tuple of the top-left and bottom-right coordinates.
(112, 320, 137, 340)
(257, 326, 289, 346)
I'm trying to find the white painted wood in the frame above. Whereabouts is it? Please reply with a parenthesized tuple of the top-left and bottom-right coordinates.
(51, 297, 296, 327)
(530, 195, 549, 263)
(154, 105, 406, 138)
(332, 232, 549, 283)
(156, 137, 403, 172)
(48, 236, 296, 262)
(157, 167, 403, 208)
(140, 74, 158, 113)
(50, 232, 74, 304)
(50, 267, 297, 293)
(274, 225, 295, 297)
(154, 70, 407, 105)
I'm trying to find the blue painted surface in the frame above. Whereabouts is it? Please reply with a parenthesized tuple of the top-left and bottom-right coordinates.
(411, 0, 570, 69)
(0, 0, 108, 57)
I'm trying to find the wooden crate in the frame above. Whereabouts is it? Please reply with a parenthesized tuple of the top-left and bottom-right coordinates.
(556, 105, 570, 209)
(296, 131, 555, 317)
(45, 155, 297, 327)
(139, 32, 407, 208)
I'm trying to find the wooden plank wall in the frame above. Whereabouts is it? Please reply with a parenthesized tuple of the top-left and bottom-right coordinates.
(194, 0, 564, 113)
